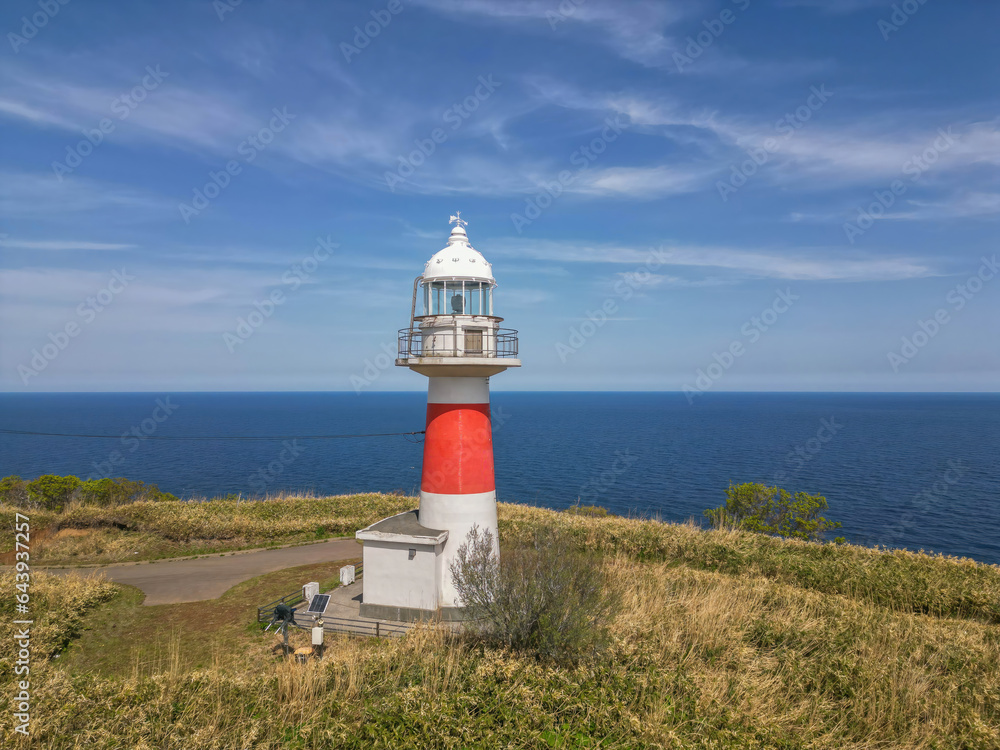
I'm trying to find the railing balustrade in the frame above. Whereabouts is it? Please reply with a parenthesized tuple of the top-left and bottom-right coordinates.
(398, 327, 518, 359)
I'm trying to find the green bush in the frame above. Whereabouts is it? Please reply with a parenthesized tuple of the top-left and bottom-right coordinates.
(0, 476, 28, 507)
(451, 526, 618, 665)
(77, 477, 178, 506)
(0, 474, 177, 511)
(26, 474, 81, 512)
(705, 482, 842, 541)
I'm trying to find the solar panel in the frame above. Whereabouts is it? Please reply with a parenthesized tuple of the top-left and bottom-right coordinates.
(306, 594, 330, 614)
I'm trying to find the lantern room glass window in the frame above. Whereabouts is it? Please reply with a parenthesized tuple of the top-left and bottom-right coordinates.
(423, 280, 492, 316)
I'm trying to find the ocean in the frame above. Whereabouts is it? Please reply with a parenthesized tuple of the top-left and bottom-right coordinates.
(1, 392, 997, 565)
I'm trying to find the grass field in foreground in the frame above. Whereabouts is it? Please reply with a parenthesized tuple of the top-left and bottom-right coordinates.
(1, 495, 998, 747)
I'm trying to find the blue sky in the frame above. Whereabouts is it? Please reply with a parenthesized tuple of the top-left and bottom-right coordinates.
(0, 0, 997, 392)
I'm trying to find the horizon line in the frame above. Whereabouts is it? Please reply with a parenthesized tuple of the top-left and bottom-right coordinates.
(2, 390, 999, 396)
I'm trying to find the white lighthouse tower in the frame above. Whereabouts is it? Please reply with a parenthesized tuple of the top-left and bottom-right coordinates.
(357, 214, 519, 621)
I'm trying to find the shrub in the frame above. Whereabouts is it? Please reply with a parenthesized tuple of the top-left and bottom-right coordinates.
(0, 474, 178, 510)
(450, 525, 618, 664)
(77, 477, 178, 506)
(0, 475, 28, 507)
(26, 474, 81, 512)
(704, 482, 842, 541)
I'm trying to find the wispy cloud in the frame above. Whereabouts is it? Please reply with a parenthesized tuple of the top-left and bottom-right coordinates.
(775, 0, 892, 12)
(569, 164, 718, 197)
(0, 65, 270, 155)
(0, 239, 135, 251)
(0, 172, 171, 217)
(533, 80, 1000, 191)
(490, 238, 937, 282)
(905, 192, 1000, 219)
(411, 0, 687, 68)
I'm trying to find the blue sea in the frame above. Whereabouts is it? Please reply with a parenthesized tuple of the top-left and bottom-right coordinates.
(1, 392, 997, 565)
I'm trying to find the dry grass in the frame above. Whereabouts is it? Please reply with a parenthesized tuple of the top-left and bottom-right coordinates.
(0, 492, 414, 564)
(2, 497, 999, 747)
(606, 556, 1000, 747)
(3, 554, 999, 747)
(500, 502, 1000, 624)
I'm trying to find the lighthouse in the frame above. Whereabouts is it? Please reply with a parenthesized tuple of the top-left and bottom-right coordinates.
(357, 214, 519, 621)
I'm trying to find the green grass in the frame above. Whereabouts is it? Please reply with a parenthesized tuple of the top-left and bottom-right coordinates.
(57, 560, 354, 679)
(1, 494, 998, 747)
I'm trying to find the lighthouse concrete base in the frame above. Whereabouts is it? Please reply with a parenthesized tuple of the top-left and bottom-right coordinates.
(356, 510, 465, 621)
(358, 601, 467, 623)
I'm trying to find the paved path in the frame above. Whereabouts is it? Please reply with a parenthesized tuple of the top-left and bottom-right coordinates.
(40, 538, 362, 606)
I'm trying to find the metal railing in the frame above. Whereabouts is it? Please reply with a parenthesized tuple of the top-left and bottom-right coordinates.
(256, 576, 414, 640)
(314, 617, 411, 639)
(257, 590, 305, 624)
(398, 327, 518, 359)
(257, 605, 411, 639)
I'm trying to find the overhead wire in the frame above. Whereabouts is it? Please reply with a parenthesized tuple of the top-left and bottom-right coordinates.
(0, 428, 425, 441)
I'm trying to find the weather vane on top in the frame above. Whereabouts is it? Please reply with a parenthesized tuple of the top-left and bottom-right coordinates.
(449, 212, 468, 228)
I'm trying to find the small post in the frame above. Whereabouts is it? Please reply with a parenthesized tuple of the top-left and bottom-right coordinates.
(375, 622, 380, 638)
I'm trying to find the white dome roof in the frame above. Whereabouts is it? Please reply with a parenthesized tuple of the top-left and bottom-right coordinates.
(422, 223, 494, 282)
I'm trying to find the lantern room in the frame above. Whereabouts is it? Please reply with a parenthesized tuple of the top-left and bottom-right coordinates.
(422, 279, 492, 317)
(397, 214, 520, 377)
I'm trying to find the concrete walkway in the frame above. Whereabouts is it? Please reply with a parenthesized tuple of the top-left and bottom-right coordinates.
(40, 538, 362, 606)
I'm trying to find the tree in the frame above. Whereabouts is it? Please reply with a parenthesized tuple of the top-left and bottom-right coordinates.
(705, 482, 842, 542)
(0, 476, 29, 507)
(78, 477, 177, 506)
(25, 474, 81, 512)
(0, 474, 178, 510)
(450, 525, 618, 664)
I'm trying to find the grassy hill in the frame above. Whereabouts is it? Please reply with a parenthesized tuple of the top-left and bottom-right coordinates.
(2, 494, 998, 748)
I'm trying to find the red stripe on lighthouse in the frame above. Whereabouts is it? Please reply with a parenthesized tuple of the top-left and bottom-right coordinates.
(421, 403, 495, 495)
